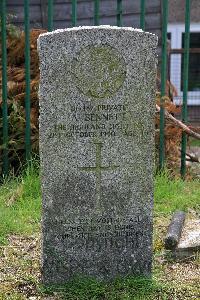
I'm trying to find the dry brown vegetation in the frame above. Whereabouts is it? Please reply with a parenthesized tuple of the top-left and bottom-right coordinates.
(0, 30, 46, 174)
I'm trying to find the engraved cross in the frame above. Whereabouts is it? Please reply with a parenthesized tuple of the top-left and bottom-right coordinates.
(79, 142, 119, 209)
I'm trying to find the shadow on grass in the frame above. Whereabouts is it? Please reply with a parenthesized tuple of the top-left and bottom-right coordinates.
(39, 276, 169, 300)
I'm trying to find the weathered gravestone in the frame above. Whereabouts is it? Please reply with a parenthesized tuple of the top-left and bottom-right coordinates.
(38, 26, 158, 284)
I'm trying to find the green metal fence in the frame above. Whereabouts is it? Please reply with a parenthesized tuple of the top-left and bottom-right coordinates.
(181, 0, 191, 178)
(0, 0, 192, 178)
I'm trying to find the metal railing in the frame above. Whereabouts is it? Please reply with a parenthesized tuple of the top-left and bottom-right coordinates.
(0, 0, 193, 178)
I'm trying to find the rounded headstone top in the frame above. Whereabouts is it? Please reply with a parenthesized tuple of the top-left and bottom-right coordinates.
(37, 25, 157, 40)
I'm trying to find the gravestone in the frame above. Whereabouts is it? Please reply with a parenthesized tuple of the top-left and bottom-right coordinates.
(38, 26, 158, 284)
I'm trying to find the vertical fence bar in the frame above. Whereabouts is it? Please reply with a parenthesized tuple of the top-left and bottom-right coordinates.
(48, 0, 53, 31)
(1, 0, 9, 176)
(181, 0, 191, 179)
(72, 0, 77, 27)
(94, 0, 100, 26)
(159, 0, 168, 170)
(140, 0, 146, 30)
(117, 0, 122, 27)
(24, 0, 31, 161)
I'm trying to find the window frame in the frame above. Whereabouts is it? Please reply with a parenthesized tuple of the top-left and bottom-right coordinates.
(168, 23, 200, 105)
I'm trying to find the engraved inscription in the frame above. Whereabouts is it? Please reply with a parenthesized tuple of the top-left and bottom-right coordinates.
(53, 215, 145, 252)
(48, 103, 146, 141)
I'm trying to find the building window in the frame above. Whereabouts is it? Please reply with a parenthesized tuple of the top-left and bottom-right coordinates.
(181, 32, 200, 92)
(168, 24, 200, 105)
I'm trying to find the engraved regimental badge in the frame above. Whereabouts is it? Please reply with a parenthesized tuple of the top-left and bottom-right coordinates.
(72, 45, 126, 99)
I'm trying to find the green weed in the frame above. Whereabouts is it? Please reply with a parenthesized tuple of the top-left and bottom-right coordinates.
(0, 159, 41, 244)
(40, 276, 166, 300)
(154, 170, 200, 215)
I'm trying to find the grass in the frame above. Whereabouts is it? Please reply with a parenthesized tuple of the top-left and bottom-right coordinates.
(0, 161, 41, 244)
(39, 276, 169, 300)
(154, 170, 200, 214)
(0, 162, 199, 299)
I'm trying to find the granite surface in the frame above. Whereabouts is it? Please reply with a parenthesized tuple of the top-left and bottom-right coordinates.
(38, 26, 158, 284)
